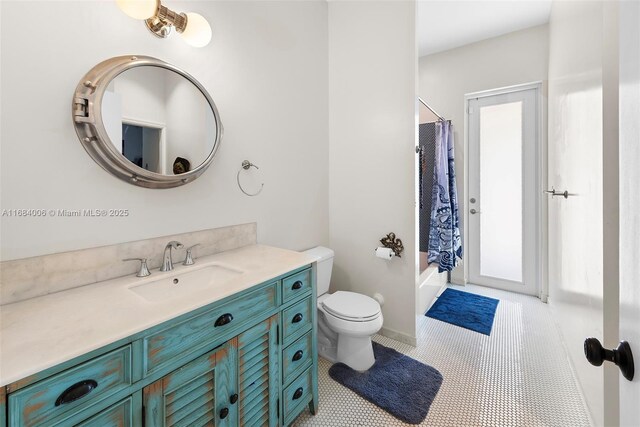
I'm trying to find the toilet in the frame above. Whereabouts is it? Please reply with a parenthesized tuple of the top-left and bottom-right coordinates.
(304, 246, 383, 371)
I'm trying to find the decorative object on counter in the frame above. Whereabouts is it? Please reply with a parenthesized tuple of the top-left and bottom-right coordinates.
(374, 247, 395, 260)
(183, 244, 200, 265)
(72, 55, 223, 189)
(116, 0, 212, 47)
(172, 157, 191, 174)
(329, 342, 443, 424)
(236, 160, 264, 197)
(379, 232, 403, 257)
(123, 257, 151, 277)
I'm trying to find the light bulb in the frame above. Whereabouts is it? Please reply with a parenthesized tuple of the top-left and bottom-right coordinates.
(116, 0, 158, 20)
(180, 12, 212, 47)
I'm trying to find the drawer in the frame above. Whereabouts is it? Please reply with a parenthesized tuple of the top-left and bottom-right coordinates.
(282, 332, 313, 385)
(144, 281, 277, 376)
(75, 396, 134, 427)
(283, 367, 313, 423)
(282, 268, 312, 303)
(8, 345, 132, 427)
(282, 296, 312, 345)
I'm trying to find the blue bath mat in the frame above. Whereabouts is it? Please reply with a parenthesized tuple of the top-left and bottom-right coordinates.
(426, 288, 499, 335)
(328, 342, 443, 424)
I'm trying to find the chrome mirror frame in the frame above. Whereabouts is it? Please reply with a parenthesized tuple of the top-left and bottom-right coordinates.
(72, 55, 223, 189)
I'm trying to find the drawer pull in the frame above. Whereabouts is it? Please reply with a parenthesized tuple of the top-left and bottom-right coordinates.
(292, 280, 303, 290)
(292, 387, 304, 400)
(219, 407, 229, 419)
(230, 393, 238, 404)
(54, 380, 98, 406)
(214, 313, 234, 327)
(292, 313, 303, 323)
(292, 350, 304, 362)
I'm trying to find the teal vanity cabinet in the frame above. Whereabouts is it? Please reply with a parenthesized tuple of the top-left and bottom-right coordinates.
(3, 264, 317, 427)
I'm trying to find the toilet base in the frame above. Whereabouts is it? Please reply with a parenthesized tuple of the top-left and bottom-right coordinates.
(337, 334, 375, 371)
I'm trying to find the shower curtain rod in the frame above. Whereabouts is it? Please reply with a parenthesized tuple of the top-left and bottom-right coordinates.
(418, 97, 446, 122)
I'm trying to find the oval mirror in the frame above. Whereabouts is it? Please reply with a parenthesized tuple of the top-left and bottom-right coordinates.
(73, 56, 223, 188)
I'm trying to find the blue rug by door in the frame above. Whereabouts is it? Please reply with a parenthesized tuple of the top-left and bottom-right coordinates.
(328, 342, 443, 424)
(426, 288, 499, 335)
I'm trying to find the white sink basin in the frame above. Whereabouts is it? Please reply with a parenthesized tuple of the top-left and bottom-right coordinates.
(128, 264, 243, 302)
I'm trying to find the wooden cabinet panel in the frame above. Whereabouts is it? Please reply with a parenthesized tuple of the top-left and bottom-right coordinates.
(282, 332, 312, 386)
(238, 315, 279, 427)
(143, 282, 277, 377)
(282, 296, 312, 345)
(75, 397, 134, 427)
(282, 367, 313, 426)
(143, 340, 237, 427)
(281, 269, 311, 303)
(8, 345, 132, 427)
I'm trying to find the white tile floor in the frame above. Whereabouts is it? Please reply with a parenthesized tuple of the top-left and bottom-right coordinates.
(294, 284, 592, 427)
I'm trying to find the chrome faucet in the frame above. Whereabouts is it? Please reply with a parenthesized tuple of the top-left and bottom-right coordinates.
(161, 241, 183, 272)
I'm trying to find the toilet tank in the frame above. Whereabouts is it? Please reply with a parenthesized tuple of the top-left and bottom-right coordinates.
(303, 246, 334, 296)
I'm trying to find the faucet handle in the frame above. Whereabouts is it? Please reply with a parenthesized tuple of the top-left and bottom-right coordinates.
(183, 244, 201, 266)
(123, 258, 151, 277)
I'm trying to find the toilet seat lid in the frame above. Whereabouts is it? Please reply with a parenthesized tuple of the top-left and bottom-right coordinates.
(322, 291, 381, 321)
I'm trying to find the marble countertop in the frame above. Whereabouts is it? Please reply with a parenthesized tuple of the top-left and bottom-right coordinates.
(0, 244, 315, 387)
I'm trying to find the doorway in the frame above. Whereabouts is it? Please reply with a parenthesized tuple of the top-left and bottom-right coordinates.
(466, 83, 542, 296)
(121, 120, 166, 174)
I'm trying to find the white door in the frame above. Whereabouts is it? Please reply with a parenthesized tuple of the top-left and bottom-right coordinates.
(467, 85, 540, 296)
(619, 0, 639, 424)
(548, 1, 638, 425)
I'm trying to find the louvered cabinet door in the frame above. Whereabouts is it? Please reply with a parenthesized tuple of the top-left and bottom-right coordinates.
(143, 339, 238, 427)
(237, 315, 279, 427)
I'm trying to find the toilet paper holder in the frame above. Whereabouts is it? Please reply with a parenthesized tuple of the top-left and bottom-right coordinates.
(379, 232, 404, 258)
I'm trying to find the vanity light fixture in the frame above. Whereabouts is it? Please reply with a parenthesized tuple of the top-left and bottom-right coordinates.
(116, 0, 212, 47)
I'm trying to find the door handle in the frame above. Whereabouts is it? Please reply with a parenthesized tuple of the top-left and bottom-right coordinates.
(470, 209, 479, 214)
(584, 338, 635, 381)
(545, 188, 574, 199)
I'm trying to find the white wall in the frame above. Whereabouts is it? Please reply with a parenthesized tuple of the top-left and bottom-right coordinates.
(0, 0, 328, 260)
(419, 24, 549, 285)
(328, 1, 417, 344)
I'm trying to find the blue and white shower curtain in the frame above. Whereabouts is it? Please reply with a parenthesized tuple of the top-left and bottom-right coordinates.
(427, 121, 462, 272)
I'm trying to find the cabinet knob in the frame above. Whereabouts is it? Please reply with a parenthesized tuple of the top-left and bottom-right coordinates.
(230, 393, 238, 404)
(292, 280, 303, 290)
(214, 313, 234, 327)
(292, 350, 304, 362)
(219, 407, 229, 419)
(292, 387, 304, 400)
(292, 313, 303, 323)
(55, 380, 98, 406)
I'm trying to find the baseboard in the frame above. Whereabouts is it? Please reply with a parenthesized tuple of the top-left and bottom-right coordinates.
(379, 327, 417, 347)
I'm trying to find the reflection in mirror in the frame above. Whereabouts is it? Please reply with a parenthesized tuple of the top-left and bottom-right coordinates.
(122, 123, 163, 173)
(102, 66, 216, 176)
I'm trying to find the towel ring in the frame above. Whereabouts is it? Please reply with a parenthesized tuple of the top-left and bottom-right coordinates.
(236, 160, 264, 197)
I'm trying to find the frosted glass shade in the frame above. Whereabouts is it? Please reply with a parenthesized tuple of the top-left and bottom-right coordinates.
(116, 0, 158, 20)
(180, 13, 212, 47)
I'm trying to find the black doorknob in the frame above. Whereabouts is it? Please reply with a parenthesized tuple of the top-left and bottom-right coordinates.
(584, 338, 635, 381)
(219, 407, 229, 419)
(230, 393, 238, 404)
